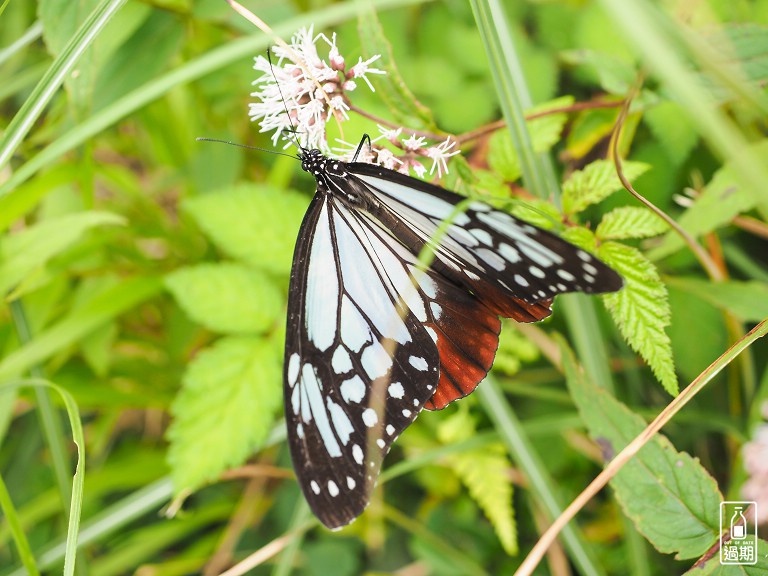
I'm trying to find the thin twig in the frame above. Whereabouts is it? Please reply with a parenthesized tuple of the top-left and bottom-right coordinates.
(609, 78, 724, 281)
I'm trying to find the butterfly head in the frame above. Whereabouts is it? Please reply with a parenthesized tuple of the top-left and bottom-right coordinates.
(300, 149, 348, 180)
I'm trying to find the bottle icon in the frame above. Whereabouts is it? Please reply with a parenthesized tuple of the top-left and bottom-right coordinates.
(730, 506, 747, 539)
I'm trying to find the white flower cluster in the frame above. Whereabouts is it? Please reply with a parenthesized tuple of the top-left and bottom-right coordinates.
(250, 26, 383, 152)
(334, 126, 459, 178)
(250, 26, 461, 178)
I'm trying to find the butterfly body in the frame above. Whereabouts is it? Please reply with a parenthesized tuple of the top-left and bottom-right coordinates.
(284, 147, 622, 529)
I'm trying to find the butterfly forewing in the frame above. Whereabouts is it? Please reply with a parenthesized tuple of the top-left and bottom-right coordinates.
(284, 191, 443, 529)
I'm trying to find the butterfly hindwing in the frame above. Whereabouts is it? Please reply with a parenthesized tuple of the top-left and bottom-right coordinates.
(350, 164, 623, 312)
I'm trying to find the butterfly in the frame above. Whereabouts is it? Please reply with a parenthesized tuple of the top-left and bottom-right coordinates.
(283, 141, 623, 530)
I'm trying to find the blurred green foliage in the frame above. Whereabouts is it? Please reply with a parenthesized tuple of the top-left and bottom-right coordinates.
(1, 0, 768, 574)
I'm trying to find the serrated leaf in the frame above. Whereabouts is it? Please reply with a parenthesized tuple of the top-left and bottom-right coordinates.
(487, 97, 573, 183)
(167, 336, 282, 491)
(183, 184, 307, 276)
(509, 199, 563, 231)
(598, 241, 678, 395)
(558, 338, 721, 559)
(682, 539, 768, 574)
(439, 411, 516, 555)
(667, 277, 768, 322)
(648, 140, 768, 260)
(487, 129, 522, 182)
(526, 96, 573, 153)
(0, 211, 125, 296)
(450, 446, 517, 555)
(644, 101, 699, 167)
(596, 206, 670, 240)
(357, 9, 436, 130)
(562, 160, 650, 215)
(165, 263, 283, 335)
(560, 226, 598, 253)
(565, 107, 620, 161)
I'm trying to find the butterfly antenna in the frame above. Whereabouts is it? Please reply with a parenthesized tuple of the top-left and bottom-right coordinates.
(268, 49, 305, 152)
(196, 137, 300, 160)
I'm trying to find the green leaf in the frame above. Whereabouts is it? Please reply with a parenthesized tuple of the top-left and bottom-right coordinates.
(560, 49, 637, 94)
(667, 277, 768, 322)
(450, 445, 517, 555)
(559, 338, 722, 559)
(183, 183, 307, 276)
(562, 160, 650, 215)
(438, 411, 516, 555)
(596, 206, 670, 240)
(487, 97, 573, 183)
(644, 101, 699, 167)
(648, 140, 768, 260)
(357, 8, 436, 130)
(165, 263, 283, 335)
(167, 336, 282, 492)
(526, 96, 573, 153)
(598, 241, 678, 395)
(560, 226, 598, 253)
(0, 211, 124, 295)
(682, 539, 768, 574)
(509, 199, 563, 231)
(496, 321, 540, 373)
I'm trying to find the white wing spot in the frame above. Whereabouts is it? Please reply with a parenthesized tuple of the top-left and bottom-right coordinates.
(386, 424, 395, 436)
(465, 270, 480, 281)
(402, 408, 412, 417)
(361, 340, 393, 379)
(514, 274, 529, 287)
(362, 408, 378, 427)
(557, 269, 576, 281)
(413, 398, 419, 406)
(557, 283, 567, 291)
(425, 326, 438, 343)
(409, 356, 428, 371)
(427, 384, 433, 390)
(352, 444, 364, 465)
(296, 423, 304, 439)
(376, 438, 385, 449)
(327, 398, 353, 445)
(340, 375, 366, 404)
(328, 480, 339, 497)
(529, 265, 546, 278)
(305, 205, 338, 352)
(331, 346, 353, 374)
(311, 480, 320, 495)
(499, 243, 521, 263)
(584, 274, 596, 284)
(577, 250, 591, 261)
(471, 228, 493, 245)
(430, 302, 443, 319)
(476, 248, 506, 271)
(469, 201, 492, 212)
(347, 476, 356, 490)
(287, 353, 300, 387)
(537, 290, 546, 298)
(388, 382, 405, 399)
(583, 262, 598, 275)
